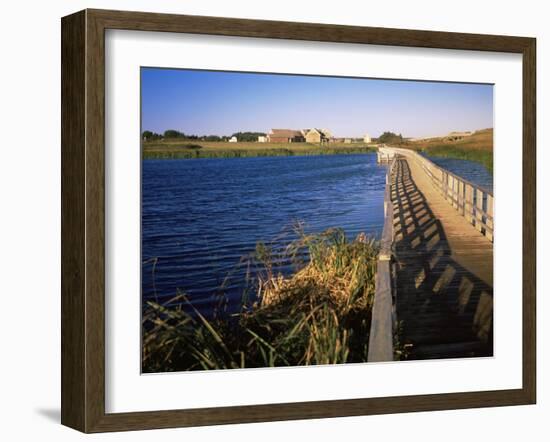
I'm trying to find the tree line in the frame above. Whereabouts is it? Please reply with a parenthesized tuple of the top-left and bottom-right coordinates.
(376, 131, 404, 144)
(142, 130, 266, 142)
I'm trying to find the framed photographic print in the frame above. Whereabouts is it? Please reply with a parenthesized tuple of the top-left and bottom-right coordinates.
(61, 9, 536, 433)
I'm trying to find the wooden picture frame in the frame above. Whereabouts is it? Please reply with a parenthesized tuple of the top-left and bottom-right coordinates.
(61, 8, 536, 433)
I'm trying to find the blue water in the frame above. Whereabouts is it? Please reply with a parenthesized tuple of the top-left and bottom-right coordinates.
(142, 154, 386, 312)
(425, 156, 493, 193)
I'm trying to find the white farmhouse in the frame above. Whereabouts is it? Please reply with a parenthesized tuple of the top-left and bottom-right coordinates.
(363, 133, 372, 143)
(229, 136, 238, 143)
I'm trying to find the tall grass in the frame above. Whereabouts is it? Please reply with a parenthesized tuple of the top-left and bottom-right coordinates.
(142, 140, 376, 159)
(142, 228, 379, 372)
(143, 147, 376, 160)
(406, 129, 494, 172)
(419, 145, 493, 172)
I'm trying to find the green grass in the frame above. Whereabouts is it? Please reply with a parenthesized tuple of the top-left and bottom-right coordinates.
(405, 128, 493, 172)
(142, 228, 379, 372)
(142, 140, 376, 159)
(419, 145, 493, 172)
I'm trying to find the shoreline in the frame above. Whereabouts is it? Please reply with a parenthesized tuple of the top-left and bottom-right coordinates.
(142, 141, 376, 160)
(143, 148, 376, 160)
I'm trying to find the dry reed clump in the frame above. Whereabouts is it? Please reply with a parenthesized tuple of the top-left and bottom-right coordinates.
(258, 229, 377, 312)
(142, 227, 379, 372)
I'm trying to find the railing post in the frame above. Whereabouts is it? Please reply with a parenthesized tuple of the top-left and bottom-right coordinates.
(465, 184, 474, 225)
(476, 189, 484, 233)
(447, 174, 454, 203)
(486, 194, 494, 241)
(452, 177, 459, 209)
(458, 180, 464, 214)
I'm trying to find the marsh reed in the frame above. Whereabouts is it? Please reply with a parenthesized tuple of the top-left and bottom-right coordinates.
(142, 228, 379, 372)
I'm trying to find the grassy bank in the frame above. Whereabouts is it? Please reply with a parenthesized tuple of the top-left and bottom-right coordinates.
(420, 145, 492, 172)
(143, 140, 376, 159)
(406, 128, 493, 172)
(142, 228, 379, 372)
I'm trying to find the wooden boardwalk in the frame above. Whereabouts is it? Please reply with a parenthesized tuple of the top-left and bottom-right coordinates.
(369, 147, 494, 361)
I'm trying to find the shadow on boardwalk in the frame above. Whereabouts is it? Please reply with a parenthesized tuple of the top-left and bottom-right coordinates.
(391, 159, 493, 360)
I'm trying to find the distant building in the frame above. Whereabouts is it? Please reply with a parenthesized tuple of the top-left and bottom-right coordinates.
(448, 131, 472, 136)
(410, 131, 474, 142)
(445, 131, 473, 141)
(229, 136, 238, 143)
(363, 133, 372, 143)
(258, 135, 267, 143)
(305, 128, 332, 144)
(344, 138, 352, 144)
(266, 129, 305, 143)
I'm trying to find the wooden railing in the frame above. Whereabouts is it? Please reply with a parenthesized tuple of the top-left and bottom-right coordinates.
(367, 157, 397, 362)
(389, 147, 494, 242)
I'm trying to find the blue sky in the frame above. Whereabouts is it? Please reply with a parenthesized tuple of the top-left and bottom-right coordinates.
(141, 68, 493, 138)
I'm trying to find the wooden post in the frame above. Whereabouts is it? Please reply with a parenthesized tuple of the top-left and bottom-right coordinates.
(486, 194, 494, 241)
(447, 175, 454, 203)
(476, 189, 484, 233)
(452, 177, 459, 209)
(464, 184, 474, 225)
(458, 180, 464, 214)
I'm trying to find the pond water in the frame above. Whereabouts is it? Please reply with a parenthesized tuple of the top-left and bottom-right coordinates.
(425, 156, 493, 193)
(142, 154, 386, 313)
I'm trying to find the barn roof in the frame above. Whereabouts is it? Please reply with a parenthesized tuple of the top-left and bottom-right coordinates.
(269, 129, 304, 137)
